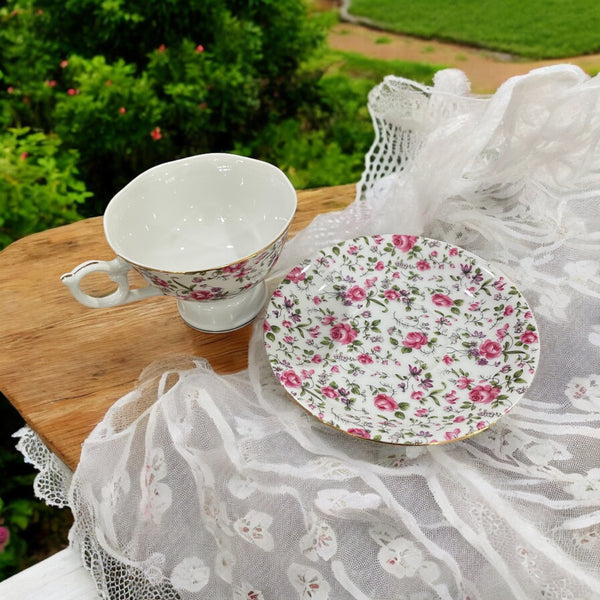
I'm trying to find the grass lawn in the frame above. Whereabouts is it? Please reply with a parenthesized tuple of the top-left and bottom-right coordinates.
(347, 0, 600, 59)
(314, 49, 441, 86)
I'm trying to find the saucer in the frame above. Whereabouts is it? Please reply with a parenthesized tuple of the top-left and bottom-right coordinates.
(263, 235, 540, 445)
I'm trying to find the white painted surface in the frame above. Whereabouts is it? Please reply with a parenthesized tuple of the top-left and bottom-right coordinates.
(0, 547, 99, 599)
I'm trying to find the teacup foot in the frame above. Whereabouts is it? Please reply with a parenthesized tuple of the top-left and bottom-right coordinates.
(176, 282, 268, 333)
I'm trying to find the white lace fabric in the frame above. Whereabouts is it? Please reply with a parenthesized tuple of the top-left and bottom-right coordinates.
(14, 425, 72, 509)
(17, 66, 600, 599)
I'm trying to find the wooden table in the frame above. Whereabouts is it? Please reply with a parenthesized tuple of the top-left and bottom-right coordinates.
(0, 184, 355, 471)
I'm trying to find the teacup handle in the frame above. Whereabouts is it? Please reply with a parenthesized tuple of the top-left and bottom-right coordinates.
(61, 256, 162, 308)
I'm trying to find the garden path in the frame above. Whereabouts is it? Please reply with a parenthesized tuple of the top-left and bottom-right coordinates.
(327, 19, 600, 94)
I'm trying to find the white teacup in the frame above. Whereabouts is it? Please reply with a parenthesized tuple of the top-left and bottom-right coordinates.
(61, 153, 297, 332)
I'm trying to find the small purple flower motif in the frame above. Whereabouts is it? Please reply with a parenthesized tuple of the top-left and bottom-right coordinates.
(408, 364, 422, 377)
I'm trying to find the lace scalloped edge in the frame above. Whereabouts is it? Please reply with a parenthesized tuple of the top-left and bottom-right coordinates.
(14, 425, 72, 509)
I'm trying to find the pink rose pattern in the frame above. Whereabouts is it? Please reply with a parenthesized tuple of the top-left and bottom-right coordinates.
(264, 235, 540, 445)
(135, 234, 288, 300)
(330, 322, 359, 345)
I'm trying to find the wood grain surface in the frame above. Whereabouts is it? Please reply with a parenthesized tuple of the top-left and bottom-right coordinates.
(0, 184, 355, 470)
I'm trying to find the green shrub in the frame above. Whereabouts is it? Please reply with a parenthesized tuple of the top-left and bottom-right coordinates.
(239, 50, 439, 189)
(0, 127, 90, 248)
(1, 0, 328, 212)
(238, 72, 373, 188)
(51, 55, 164, 214)
(0, 5, 60, 131)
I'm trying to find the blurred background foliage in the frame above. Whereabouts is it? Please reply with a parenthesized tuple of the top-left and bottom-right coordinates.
(0, 0, 438, 241)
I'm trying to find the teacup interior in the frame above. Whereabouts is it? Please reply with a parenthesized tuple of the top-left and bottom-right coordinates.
(104, 154, 297, 272)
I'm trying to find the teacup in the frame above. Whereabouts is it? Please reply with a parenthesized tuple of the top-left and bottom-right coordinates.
(61, 153, 297, 332)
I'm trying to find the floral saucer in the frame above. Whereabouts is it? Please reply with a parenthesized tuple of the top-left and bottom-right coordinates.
(263, 235, 540, 445)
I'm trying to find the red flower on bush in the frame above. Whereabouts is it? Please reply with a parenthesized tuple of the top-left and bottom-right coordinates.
(150, 126, 162, 140)
(0, 525, 9, 552)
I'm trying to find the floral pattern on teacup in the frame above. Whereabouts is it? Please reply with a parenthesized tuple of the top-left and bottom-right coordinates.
(264, 235, 540, 445)
(134, 233, 288, 300)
